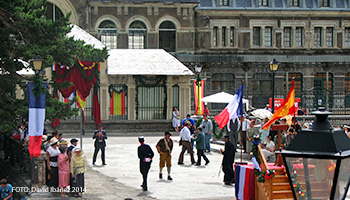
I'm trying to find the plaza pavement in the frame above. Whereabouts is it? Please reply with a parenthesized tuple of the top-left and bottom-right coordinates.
(82, 135, 251, 200)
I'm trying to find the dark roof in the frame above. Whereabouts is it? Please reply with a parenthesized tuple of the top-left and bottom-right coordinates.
(197, 0, 350, 9)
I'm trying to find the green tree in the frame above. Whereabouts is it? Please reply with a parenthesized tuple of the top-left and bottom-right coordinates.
(0, 0, 108, 135)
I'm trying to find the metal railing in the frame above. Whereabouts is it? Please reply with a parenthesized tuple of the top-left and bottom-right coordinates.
(198, 89, 350, 116)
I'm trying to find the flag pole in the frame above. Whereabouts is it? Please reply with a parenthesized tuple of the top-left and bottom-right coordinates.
(239, 79, 245, 164)
(292, 77, 296, 137)
(241, 79, 244, 163)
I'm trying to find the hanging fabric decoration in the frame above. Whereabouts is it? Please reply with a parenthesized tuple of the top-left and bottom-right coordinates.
(93, 83, 101, 125)
(53, 60, 102, 127)
(193, 80, 205, 115)
(110, 91, 126, 115)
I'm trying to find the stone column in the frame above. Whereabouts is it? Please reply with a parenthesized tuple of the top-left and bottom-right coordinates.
(32, 150, 46, 185)
(178, 81, 192, 119)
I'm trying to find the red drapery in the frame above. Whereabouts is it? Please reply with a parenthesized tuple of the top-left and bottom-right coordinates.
(53, 61, 102, 127)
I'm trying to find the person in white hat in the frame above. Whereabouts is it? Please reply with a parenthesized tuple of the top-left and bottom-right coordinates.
(70, 148, 86, 197)
(46, 137, 60, 191)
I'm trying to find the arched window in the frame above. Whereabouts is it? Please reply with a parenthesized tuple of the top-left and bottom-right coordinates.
(129, 21, 147, 49)
(159, 21, 176, 52)
(45, 2, 64, 21)
(98, 20, 118, 49)
(211, 73, 235, 92)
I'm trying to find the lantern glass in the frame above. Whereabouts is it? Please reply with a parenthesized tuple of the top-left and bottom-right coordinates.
(335, 157, 350, 199)
(285, 157, 337, 200)
(33, 60, 43, 71)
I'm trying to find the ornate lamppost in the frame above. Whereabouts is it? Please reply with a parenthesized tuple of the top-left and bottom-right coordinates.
(281, 107, 350, 200)
(269, 58, 279, 113)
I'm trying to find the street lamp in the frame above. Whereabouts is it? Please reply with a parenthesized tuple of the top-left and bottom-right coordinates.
(281, 107, 350, 200)
(32, 53, 43, 72)
(269, 58, 279, 113)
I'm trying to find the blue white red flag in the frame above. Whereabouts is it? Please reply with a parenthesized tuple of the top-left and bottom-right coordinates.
(214, 84, 243, 129)
(28, 82, 47, 158)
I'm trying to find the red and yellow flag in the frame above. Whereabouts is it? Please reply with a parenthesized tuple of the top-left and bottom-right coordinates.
(262, 81, 295, 130)
(194, 80, 205, 115)
(76, 90, 86, 109)
(110, 91, 126, 115)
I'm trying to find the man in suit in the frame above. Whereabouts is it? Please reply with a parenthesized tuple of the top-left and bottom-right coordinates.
(221, 135, 235, 185)
(138, 136, 154, 191)
(93, 124, 107, 165)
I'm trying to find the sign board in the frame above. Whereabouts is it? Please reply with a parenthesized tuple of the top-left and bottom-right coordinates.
(269, 98, 301, 112)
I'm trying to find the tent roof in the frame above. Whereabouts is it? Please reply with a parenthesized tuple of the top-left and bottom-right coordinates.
(107, 49, 194, 76)
(201, 91, 249, 104)
(66, 25, 106, 50)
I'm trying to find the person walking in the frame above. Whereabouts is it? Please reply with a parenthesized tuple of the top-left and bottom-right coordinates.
(220, 135, 235, 185)
(70, 148, 86, 198)
(201, 114, 213, 152)
(172, 107, 180, 133)
(92, 124, 107, 165)
(181, 114, 196, 150)
(178, 122, 196, 165)
(138, 136, 154, 191)
(156, 132, 173, 180)
(193, 127, 210, 166)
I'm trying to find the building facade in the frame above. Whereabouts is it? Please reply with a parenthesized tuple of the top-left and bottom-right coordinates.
(48, 0, 350, 117)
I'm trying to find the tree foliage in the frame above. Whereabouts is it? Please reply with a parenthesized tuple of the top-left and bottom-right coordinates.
(0, 0, 108, 134)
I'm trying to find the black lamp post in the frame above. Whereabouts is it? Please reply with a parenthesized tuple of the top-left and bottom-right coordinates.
(281, 107, 350, 200)
(269, 58, 279, 113)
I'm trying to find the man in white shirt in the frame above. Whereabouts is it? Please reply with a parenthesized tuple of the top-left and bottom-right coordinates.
(178, 122, 196, 165)
(239, 116, 250, 153)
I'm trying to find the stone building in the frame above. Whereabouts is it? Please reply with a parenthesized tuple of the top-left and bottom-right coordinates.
(47, 0, 350, 119)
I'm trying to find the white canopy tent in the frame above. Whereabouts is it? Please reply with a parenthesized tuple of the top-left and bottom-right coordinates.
(201, 92, 250, 110)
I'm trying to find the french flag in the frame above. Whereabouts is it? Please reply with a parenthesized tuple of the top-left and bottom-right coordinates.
(214, 84, 243, 129)
(28, 82, 47, 158)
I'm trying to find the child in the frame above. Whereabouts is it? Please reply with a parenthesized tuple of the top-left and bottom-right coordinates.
(70, 148, 86, 197)
(58, 146, 69, 197)
(0, 179, 13, 200)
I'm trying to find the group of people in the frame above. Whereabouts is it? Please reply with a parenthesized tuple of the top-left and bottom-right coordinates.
(137, 111, 237, 191)
(229, 115, 302, 163)
(42, 131, 85, 198)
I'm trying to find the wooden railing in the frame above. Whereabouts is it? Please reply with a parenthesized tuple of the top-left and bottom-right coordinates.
(255, 144, 273, 200)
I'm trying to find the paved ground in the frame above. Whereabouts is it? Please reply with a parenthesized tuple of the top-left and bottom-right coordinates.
(29, 134, 251, 200)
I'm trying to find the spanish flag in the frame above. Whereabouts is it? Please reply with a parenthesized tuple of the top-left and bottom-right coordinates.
(76, 90, 86, 109)
(110, 91, 126, 115)
(194, 80, 205, 115)
(262, 81, 295, 130)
